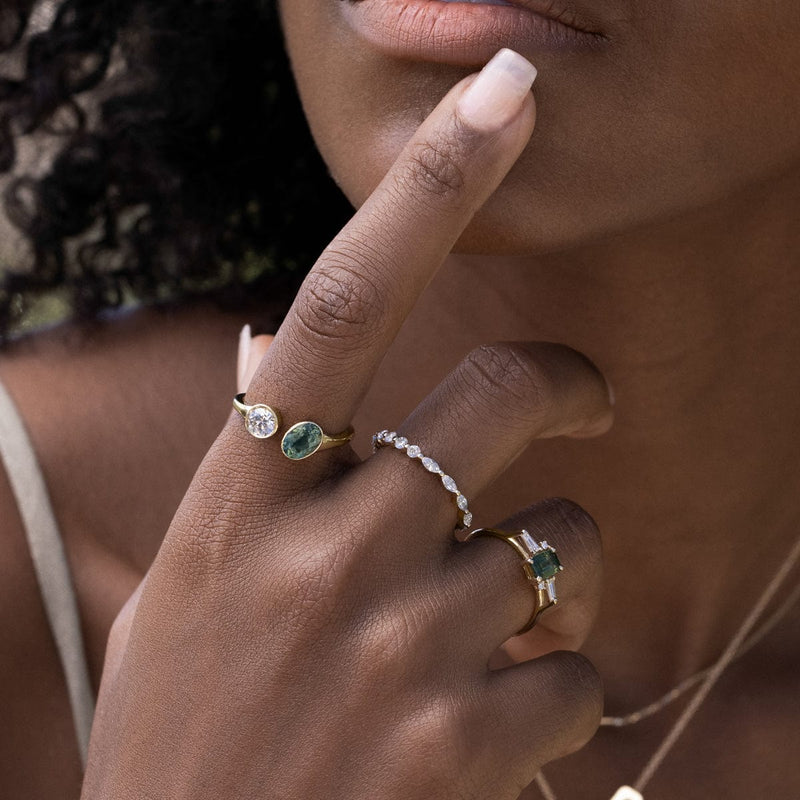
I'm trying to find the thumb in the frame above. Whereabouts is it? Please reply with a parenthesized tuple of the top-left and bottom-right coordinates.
(236, 325, 274, 393)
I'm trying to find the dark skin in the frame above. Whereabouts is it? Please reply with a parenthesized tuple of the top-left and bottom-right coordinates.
(0, 1, 799, 798)
(277, 0, 800, 793)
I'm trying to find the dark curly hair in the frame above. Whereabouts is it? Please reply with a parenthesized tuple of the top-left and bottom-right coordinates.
(0, 0, 353, 341)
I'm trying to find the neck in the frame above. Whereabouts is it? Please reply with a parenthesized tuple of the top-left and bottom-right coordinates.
(380, 165, 800, 706)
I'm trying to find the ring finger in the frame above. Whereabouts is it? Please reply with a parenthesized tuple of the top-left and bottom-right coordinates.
(450, 496, 603, 662)
(357, 339, 609, 655)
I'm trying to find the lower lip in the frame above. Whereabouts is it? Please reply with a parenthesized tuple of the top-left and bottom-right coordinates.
(339, 0, 605, 66)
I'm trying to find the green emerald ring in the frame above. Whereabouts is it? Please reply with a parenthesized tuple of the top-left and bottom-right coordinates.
(465, 527, 564, 634)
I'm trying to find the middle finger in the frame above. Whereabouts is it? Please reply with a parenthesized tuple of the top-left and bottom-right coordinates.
(362, 340, 612, 540)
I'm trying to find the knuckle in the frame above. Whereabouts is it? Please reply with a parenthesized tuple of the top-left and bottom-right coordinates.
(295, 538, 365, 612)
(164, 465, 275, 582)
(355, 597, 439, 684)
(460, 343, 556, 424)
(539, 497, 602, 557)
(401, 695, 471, 780)
(542, 651, 604, 752)
(358, 608, 417, 679)
(402, 135, 467, 202)
(293, 258, 387, 350)
(167, 500, 254, 578)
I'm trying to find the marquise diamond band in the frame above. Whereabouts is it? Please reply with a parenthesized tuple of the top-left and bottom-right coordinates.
(372, 430, 473, 532)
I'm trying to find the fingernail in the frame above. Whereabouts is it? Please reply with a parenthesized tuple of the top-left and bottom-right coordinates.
(457, 48, 537, 132)
(237, 324, 252, 392)
(605, 377, 615, 407)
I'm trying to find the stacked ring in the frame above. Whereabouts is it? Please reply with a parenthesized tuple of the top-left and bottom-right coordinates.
(372, 430, 473, 531)
(234, 394, 354, 460)
(465, 527, 564, 634)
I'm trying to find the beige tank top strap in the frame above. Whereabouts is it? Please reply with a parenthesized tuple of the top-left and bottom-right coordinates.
(0, 377, 95, 767)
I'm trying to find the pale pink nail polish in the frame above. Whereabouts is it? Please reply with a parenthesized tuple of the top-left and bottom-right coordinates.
(457, 48, 537, 132)
(237, 324, 252, 392)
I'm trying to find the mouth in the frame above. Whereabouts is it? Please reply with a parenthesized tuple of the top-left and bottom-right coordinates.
(338, 0, 608, 66)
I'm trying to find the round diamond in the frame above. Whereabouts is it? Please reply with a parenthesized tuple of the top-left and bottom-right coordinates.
(406, 445, 422, 458)
(382, 431, 397, 443)
(462, 512, 473, 527)
(442, 475, 458, 493)
(456, 493, 469, 511)
(246, 406, 278, 439)
(394, 436, 409, 449)
(422, 457, 441, 473)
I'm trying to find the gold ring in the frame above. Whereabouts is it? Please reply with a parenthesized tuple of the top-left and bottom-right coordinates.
(233, 393, 281, 439)
(465, 527, 564, 634)
(233, 394, 354, 459)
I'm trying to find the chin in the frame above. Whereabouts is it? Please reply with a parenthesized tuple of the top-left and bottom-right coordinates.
(327, 147, 654, 259)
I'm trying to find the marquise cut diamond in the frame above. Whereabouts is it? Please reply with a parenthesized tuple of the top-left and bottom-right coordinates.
(442, 475, 458, 493)
(422, 457, 441, 473)
(371, 429, 472, 532)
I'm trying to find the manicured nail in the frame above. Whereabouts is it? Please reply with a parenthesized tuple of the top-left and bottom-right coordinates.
(237, 324, 252, 392)
(457, 48, 537, 132)
(605, 377, 615, 406)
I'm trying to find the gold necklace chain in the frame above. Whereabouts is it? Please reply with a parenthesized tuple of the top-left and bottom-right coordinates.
(599, 579, 800, 727)
(534, 533, 800, 800)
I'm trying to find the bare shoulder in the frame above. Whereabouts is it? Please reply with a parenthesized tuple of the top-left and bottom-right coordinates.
(0, 305, 251, 644)
(0, 305, 253, 796)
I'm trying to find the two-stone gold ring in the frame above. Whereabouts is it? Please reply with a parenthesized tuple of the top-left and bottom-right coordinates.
(233, 393, 354, 461)
(464, 527, 564, 634)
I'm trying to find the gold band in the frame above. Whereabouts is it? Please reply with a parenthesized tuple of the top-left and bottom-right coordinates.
(465, 527, 564, 634)
(233, 394, 354, 459)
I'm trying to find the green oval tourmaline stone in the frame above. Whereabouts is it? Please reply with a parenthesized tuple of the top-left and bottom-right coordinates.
(281, 422, 324, 460)
(531, 549, 562, 580)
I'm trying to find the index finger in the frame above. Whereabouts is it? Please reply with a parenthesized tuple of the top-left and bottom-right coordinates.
(247, 48, 538, 433)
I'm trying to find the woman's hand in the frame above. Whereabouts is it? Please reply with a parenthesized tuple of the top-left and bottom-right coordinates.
(82, 49, 612, 800)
